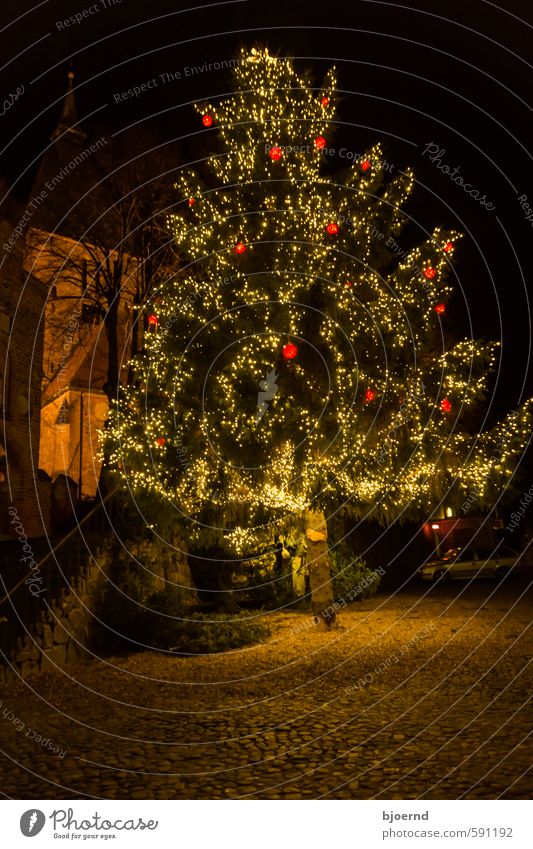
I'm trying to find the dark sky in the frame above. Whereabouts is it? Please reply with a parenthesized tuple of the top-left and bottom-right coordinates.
(1, 0, 533, 413)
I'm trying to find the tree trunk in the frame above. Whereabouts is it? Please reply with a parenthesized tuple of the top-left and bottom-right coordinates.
(104, 295, 120, 404)
(305, 509, 336, 630)
(98, 293, 121, 493)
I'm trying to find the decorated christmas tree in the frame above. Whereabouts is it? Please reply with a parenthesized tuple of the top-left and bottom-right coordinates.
(106, 47, 532, 619)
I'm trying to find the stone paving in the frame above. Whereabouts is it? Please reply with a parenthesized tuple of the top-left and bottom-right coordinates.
(0, 579, 531, 799)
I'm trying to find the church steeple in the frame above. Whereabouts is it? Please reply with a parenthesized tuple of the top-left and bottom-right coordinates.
(51, 70, 86, 141)
(29, 68, 96, 234)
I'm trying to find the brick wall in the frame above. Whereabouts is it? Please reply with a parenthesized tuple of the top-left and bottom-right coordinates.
(0, 529, 197, 682)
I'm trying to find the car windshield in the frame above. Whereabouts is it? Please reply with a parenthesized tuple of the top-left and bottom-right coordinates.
(439, 547, 499, 562)
(438, 549, 460, 562)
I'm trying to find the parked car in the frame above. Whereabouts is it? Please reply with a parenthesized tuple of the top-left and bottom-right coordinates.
(418, 546, 522, 583)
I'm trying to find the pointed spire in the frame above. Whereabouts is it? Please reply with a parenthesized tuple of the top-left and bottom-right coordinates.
(51, 69, 86, 141)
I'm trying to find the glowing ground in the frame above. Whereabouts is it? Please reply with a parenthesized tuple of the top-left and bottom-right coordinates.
(1, 578, 531, 799)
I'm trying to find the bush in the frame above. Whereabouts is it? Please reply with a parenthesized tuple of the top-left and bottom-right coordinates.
(231, 549, 296, 609)
(94, 560, 157, 649)
(150, 608, 271, 654)
(96, 574, 270, 654)
(231, 529, 313, 610)
(330, 546, 381, 603)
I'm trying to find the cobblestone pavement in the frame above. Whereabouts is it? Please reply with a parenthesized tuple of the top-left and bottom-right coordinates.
(1, 579, 532, 799)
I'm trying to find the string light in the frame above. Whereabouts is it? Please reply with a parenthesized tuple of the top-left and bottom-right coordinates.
(104, 46, 533, 551)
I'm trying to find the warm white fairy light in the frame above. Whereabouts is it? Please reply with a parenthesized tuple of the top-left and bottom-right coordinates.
(105, 47, 533, 551)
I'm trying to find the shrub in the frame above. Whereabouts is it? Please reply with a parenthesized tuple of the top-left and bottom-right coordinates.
(156, 610, 271, 654)
(97, 575, 270, 654)
(231, 538, 303, 609)
(94, 559, 157, 649)
(330, 546, 381, 603)
(234, 562, 295, 608)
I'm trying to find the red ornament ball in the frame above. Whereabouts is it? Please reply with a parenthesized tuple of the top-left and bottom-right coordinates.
(435, 303, 446, 315)
(202, 114, 213, 127)
(360, 159, 371, 172)
(321, 96, 330, 107)
(365, 388, 376, 403)
(344, 280, 353, 288)
(326, 222, 339, 235)
(188, 197, 196, 207)
(269, 146, 283, 161)
(424, 266, 436, 279)
(314, 136, 326, 150)
(443, 241, 454, 253)
(440, 398, 452, 413)
(155, 437, 166, 447)
(282, 342, 298, 360)
(147, 313, 158, 326)
(234, 242, 247, 255)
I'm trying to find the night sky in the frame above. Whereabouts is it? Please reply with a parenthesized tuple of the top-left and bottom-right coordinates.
(2, 0, 533, 417)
